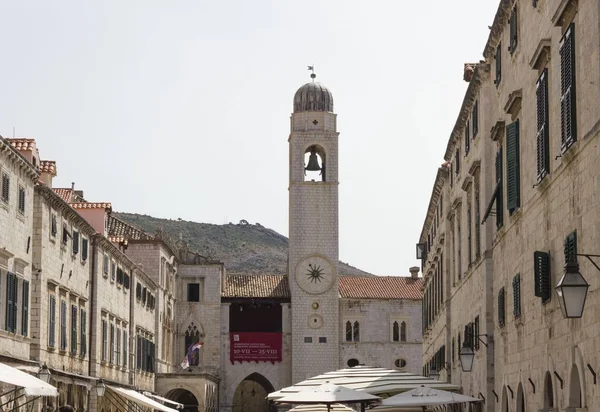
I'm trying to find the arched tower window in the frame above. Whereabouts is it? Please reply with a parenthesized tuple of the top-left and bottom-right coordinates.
(304, 145, 326, 182)
(400, 321, 407, 342)
(392, 321, 399, 342)
(184, 323, 202, 366)
(353, 321, 360, 342)
(345, 321, 352, 342)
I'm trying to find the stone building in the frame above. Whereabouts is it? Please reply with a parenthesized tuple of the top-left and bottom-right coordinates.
(0, 74, 423, 412)
(418, 0, 600, 410)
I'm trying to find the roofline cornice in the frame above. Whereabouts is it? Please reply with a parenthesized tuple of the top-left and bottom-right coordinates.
(418, 167, 448, 243)
(483, 0, 514, 60)
(0, 136, 40, 181)
(35, 185, 96, 236)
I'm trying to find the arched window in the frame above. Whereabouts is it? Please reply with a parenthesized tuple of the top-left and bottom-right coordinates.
(392, 321, 399, 342)
(353, 321, 360, 342)
(569, 364, 582, 407)
(516, 383, 525, 412)
(184, 323, 202, 366)
(345, 321, 352, 342)
(400, 321, 407, 342)
(543, 372, 554, 408)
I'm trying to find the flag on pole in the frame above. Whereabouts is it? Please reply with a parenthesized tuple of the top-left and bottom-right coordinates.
(181, 340, 204, 369)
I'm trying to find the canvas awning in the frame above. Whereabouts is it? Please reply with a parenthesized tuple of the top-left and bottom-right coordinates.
(108, 385, 178, 412)
(0, 362, 58, 397)
(143, 391, 185, 408)
(275, 382, 380, 404)
(268, 366, 461, 400)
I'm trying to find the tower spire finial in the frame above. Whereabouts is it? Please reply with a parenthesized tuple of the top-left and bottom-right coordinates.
(307, 65, 316, 81)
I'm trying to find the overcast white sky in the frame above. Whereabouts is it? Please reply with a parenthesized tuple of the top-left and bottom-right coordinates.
(0, 1, 499, 277)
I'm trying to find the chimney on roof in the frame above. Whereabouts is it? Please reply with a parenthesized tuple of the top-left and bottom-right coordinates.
(409, 266, 420, 279)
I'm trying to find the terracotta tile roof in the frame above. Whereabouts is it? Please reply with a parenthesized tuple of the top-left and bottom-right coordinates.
(222, 274, 290, 299)
(107, 216, 152, 240)
(39, 160, 56, 174)
(6, 138, 35, 151)
(70, 202, 112, 210)
(338, 276, 423, 300)
(53, 188, 73, 202)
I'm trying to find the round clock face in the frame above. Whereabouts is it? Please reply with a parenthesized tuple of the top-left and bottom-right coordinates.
(295, 256, 335, 295)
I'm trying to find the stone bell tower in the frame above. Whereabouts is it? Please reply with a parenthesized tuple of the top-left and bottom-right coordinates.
(288, 71, 340, 383)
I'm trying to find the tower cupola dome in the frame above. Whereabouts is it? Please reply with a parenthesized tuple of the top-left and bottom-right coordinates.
(293, 81, 334, 113)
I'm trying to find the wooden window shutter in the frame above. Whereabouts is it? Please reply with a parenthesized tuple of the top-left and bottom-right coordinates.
(1, 173, 9, 202)
(82, 238, 88, 261)
(72, 231, 79, 255)
(123, 331, 128, 367)
(49, 295, 56, 347)
(21, 280, 29, 336)
(536, 69, 550, 181)
(513, 274, 521, 318)
(506, 119, 521, 212)
(455, 149, 460, 174)
(560, 23, 577, 152)
(80, 309, 87, 356)
(71, 305, 78, 355)
(474, 316, 480, 350)
(6, 273, 17, 333)
(509, 6, 518, 54)
(51, 215, 57, 237)
(472, 101, 479, 138)
(495, 43, 502, 86)
(110, 323, 115, 364)
(534, 251, 551, 302)
(102, 320, 107, 361)
(18, 187, 25, 213)
(498, 287, 506, 327)
(495, 148, 504, 229)
(564, 231, 578, 263)
(61, 300, 67, 350)
(465, 120, 470, 154)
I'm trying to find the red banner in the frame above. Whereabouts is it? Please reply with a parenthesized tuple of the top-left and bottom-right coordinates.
(230, 332, 282, 364)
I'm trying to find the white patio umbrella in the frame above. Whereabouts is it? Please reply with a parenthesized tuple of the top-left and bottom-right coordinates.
(0, 362, 58, 397)
(376, 385, 482, 410)
(274, 381, 381, 412)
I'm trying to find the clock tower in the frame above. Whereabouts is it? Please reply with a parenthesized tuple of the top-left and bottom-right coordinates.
(288, 72, 340, 383)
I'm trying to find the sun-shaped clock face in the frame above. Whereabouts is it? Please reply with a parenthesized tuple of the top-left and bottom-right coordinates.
(296, 256, 335, 294)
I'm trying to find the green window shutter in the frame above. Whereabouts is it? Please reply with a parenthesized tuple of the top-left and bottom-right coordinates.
(474, 316, 480, 351)
(49, 295, 56, 347)
(21, 281, 29, 336)
(18, 187, 25, 214)
(506, 119, 521, 212)
(495, 43, 502, 86)
(137, 336, 142, 369)
(80, 309, 87, 356)
(536, 69, 550, 181)
(123, 331, 128, 367)
(560, 23, 577, 151)
(110, 324, 115, 364)
(564, 231, 578, 263)
(102, 320, 107, 361)
(534, 251, 551, 302)
(513, 274, 521, 318)
(72, 231, 79, 255)
(498, 288, 505, 327)
(472, 101, 479, 138)
(82, 238, 88, 261)
(509, 6, 518, 54)
(71, 305, 77, 355)
(60, 300, 67, 350)
(455, 149, 460, 174)
(495, 148, 504, 229)
(6, 273, 14, 333)
(117, 329, 121, 366)
(1, 173, 9, 202)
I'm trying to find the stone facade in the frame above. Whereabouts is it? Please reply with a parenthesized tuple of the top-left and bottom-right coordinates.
(419, 0, 600, 410)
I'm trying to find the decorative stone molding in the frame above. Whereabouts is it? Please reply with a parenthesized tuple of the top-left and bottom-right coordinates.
(504, 89, 523, 120)
(529, 39, 552, 70)
(551, 0, 578, 27)
(490, 121, 506, 142)
(468, 160, 481, 176)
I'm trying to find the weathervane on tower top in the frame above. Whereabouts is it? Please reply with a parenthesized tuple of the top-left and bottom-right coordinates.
(307, 65, 316, 81)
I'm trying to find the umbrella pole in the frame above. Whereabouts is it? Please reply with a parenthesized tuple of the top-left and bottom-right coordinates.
(360, 402, 365, 412)
(327, 404, 331, 412)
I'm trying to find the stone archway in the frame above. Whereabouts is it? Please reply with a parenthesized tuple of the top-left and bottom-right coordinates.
(166, 388, 200, 412)
(232, 373, 276, 412)
(569, 363, 582, 408)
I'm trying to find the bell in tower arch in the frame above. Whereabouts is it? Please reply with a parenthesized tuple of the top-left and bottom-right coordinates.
(305, 147, 321, 172)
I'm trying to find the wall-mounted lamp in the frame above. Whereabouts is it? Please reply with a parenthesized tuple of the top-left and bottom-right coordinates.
(555, 254, 600, 318)
(459, 333, 489, 373)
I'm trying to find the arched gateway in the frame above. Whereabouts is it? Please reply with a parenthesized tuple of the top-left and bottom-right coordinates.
(232, 373, 276, 412)
(165, 388, 200, 412)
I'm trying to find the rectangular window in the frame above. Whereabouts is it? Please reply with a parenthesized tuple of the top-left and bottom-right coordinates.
(51, 214, 57, 237)
(536, 69, 550, 181)
(103, 255, 109, 275)
(5, 272, 18, 333)
(80, 309, 87, 356)
(560, 23, 577, 152)
(495, 148, 504, 229)
(71, 305, 77, 355)
(455, 149, 460, 174)
(72, 231, 79, 255)
(101, 320, 107, 361)
(319, 337, 327, 343)
(124, 272, 130, 289)
(498, 287, 506, 328)
(495, 43, 502, 87)
(111, 262, 116, 282)
(60, 300, 67, 350)
(304, 337, 312, 343)
(110, 323, 115, 364)
(513, 274, 521, 318)
(1, 173, 9, 203)
(82, 238, 88, 261)
(534, 251, 551, 303)
(472, 100, 479, 138)
(474, 175, 481, 259)
(62, 224, 68, 244)
(137, 335, 142, 368)
(116, 328, 121, 366)
(116, 267, 123, 285)
(467, 192, 472, 264)
(465, 120, 470, 154)
(123, 331, 128, 367)
(509, 6, 518, 54)
(21, 280, 29, 336)
(187, 283, 200, 302)
(136, 283, 142, 300)
(506, 120, 521, 213)
(474, 316, 480, 351)
(18, 186, 25, 214)
(48, 295, 56, 347)
(564, 231, 578, 263)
